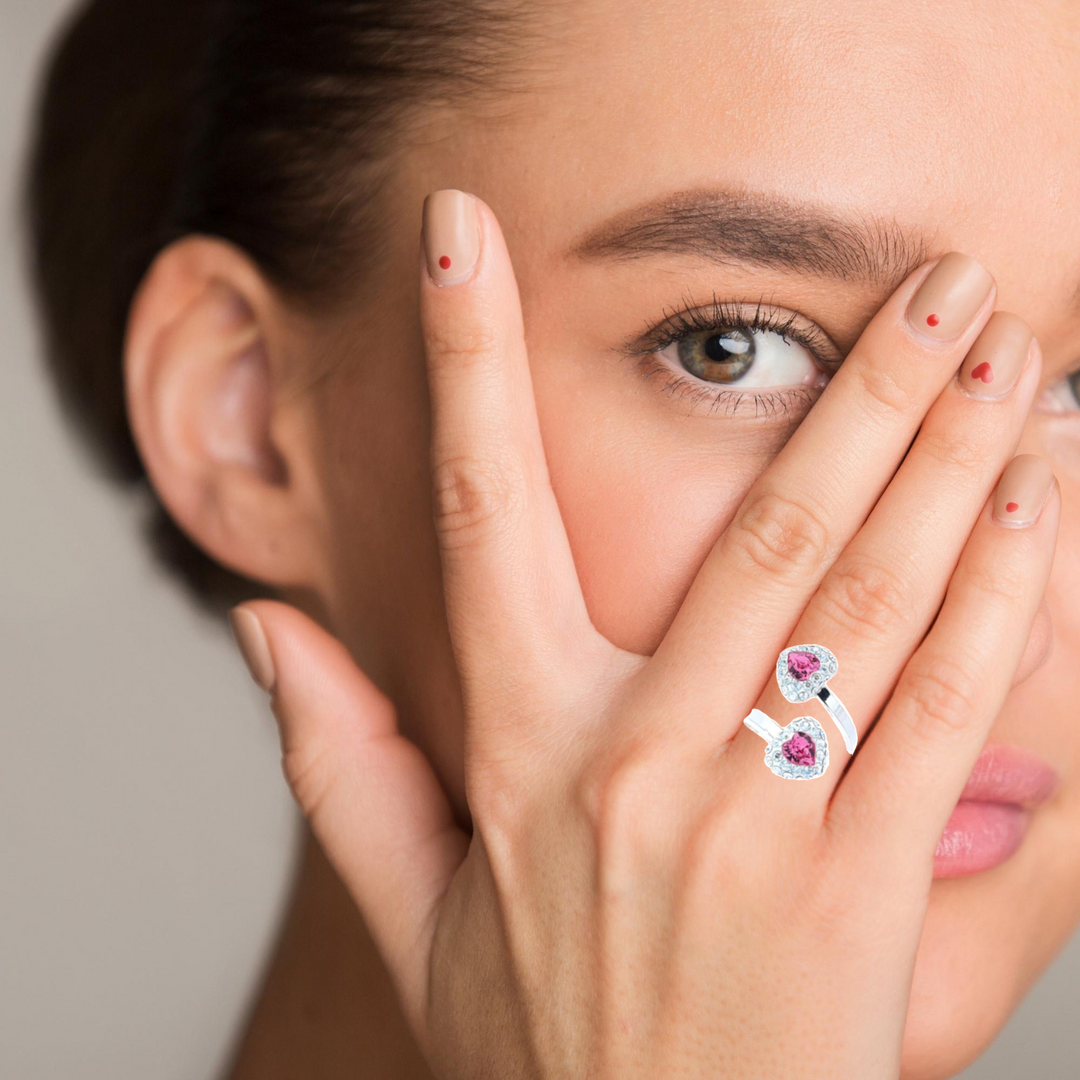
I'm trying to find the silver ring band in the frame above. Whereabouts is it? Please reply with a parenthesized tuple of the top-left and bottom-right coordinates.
(817, 686, 857, 755)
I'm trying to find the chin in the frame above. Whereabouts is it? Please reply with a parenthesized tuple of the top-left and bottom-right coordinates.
(898, 874, 1032, 1080)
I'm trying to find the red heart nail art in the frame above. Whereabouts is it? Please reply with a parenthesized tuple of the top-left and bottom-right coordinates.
(1006, 501, 1019, 513)
(970, 362, 993, 383)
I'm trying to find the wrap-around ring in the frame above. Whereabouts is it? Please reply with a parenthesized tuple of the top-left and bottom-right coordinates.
(775, 644, 858, 755)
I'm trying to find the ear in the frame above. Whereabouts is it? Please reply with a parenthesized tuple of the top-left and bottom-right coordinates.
(124, 236, 323, 589)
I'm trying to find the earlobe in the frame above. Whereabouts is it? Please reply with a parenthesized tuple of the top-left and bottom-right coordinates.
(124, 237, 317, 588)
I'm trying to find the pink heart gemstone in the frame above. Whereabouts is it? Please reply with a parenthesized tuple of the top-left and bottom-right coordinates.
(787, 651, 821, 681)
(781, 732, 816, 767)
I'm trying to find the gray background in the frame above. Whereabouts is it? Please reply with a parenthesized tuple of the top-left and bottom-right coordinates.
(1, 2, 1075, 1077)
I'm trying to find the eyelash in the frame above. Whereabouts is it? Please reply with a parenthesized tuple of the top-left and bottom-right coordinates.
(617, 291, 838, 418)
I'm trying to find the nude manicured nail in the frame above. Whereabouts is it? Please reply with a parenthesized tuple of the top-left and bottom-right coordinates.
(422, 189, 481, 286)
(957, 311, 1034, 400)
(229, 606, 276, 693)
(993, 454, 1055, 529)
(906, 252, 995, 342)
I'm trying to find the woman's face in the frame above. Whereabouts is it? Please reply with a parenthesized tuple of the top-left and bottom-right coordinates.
(290, 2, 1080, 1075)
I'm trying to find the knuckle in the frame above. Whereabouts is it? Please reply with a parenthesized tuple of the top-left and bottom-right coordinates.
(800, 866, 855, 939)
(573, 741, 675, 870)
(913, 427, 987, 475)
(815, 553, 912, 636)
(466, 763, 532, 853)
(281, 742, 336, 822)
(681, 798, 766, 884)
(431, 453, 523, 549)
(574, 747, 649, 838)
(855, 358, 914, 418)
(424, 321, 501, 374)
(956, 552, 1029, 606)
(800, 864, 890, 955)
(723, 488, 831, 579)
(899, 653, 980, 740)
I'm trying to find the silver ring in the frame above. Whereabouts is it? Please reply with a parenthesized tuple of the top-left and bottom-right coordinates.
(776, 644, 858, 754)
(743, 709, 830, 780)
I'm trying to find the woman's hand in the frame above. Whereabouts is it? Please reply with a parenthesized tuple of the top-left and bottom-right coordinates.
(228, 188, 1059, 1079)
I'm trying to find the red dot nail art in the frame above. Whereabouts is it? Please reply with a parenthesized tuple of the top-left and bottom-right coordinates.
(1006, 502, 1019, 513)
(438, 255, 452, 270)
(926, 313, 940, 327)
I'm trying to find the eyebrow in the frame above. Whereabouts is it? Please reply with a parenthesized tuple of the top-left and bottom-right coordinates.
(564, 187, 938, 290)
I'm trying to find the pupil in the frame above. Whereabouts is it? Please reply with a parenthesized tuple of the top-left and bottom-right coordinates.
(704, 327, 753, 364)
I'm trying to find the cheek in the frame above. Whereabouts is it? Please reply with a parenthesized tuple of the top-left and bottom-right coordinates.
(899, 887, 1019, 1080)
(545, 422, 762, 655)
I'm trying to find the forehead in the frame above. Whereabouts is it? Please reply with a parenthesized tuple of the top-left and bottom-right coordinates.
(416, 0, 1080, 319)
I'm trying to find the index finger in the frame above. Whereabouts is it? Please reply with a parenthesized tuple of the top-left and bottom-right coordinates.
(418, 189, 602, 762)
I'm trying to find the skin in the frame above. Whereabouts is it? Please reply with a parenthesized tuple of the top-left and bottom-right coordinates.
(119, 0, 1080, 1076)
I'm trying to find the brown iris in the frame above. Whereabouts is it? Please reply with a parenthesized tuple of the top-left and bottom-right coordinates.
(676, 327, 755, 384)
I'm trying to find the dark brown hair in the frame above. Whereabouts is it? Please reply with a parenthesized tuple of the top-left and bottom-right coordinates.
(23, 0, 542, 614)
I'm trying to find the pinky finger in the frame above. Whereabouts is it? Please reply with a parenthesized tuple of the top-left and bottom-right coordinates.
(828, 455, 1060, 873)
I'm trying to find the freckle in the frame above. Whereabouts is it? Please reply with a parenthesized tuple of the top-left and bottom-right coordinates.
(1006, 502, 1019, 513)
(926, 313, 940, 327)
(438, 255, 452, 270)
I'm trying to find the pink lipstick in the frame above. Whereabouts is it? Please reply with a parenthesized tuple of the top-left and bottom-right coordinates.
(933, 743, 1060, 878)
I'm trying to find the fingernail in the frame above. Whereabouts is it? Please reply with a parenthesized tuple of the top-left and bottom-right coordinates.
(422, 189, 481, 286)
(229, 606, 276, 693)
(957, 311, 1035, 401)
(906, 252, 995, 342)
(993, 454, 1055, 528)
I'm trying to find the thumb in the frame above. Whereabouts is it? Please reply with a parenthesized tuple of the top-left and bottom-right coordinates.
(228, 599, 469, 1029)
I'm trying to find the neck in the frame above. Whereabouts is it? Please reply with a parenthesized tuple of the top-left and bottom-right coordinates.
(224, 828, 434, 1080)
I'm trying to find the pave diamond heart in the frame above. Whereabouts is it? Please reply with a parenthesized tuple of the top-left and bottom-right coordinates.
(765, 716, 829, 780)
(776, 643, 837, 704)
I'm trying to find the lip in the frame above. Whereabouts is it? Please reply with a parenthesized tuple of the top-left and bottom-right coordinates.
(933, 743, 1060, 879)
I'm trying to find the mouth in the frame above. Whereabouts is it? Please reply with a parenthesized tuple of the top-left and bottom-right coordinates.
(933, 742, 1061, 879)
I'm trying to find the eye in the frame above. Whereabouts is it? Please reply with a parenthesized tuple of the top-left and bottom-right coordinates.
(618, 292, 841, 418)
(1036, 366, 1080, 413)
(662, 322, 827, 390)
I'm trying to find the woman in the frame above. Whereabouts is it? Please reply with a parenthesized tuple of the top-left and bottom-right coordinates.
(24, 0, 1080, 1076)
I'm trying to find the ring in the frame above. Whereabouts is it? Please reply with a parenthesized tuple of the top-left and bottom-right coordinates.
(743, 709, 830, 780)
(776, 644, 858, 754)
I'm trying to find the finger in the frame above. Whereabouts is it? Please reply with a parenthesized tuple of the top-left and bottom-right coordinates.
(733, 313, 1040, 806)
(637, 252, 998, 747)
(418, 189, 598, 755)
(828, 455, 1059, 876)
(1015, 596, 1053, 686)
(229, 599, 469, 1033)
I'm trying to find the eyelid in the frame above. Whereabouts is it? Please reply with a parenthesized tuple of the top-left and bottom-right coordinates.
(618, 289, 844, 369)
(610, 289, 842, 421)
